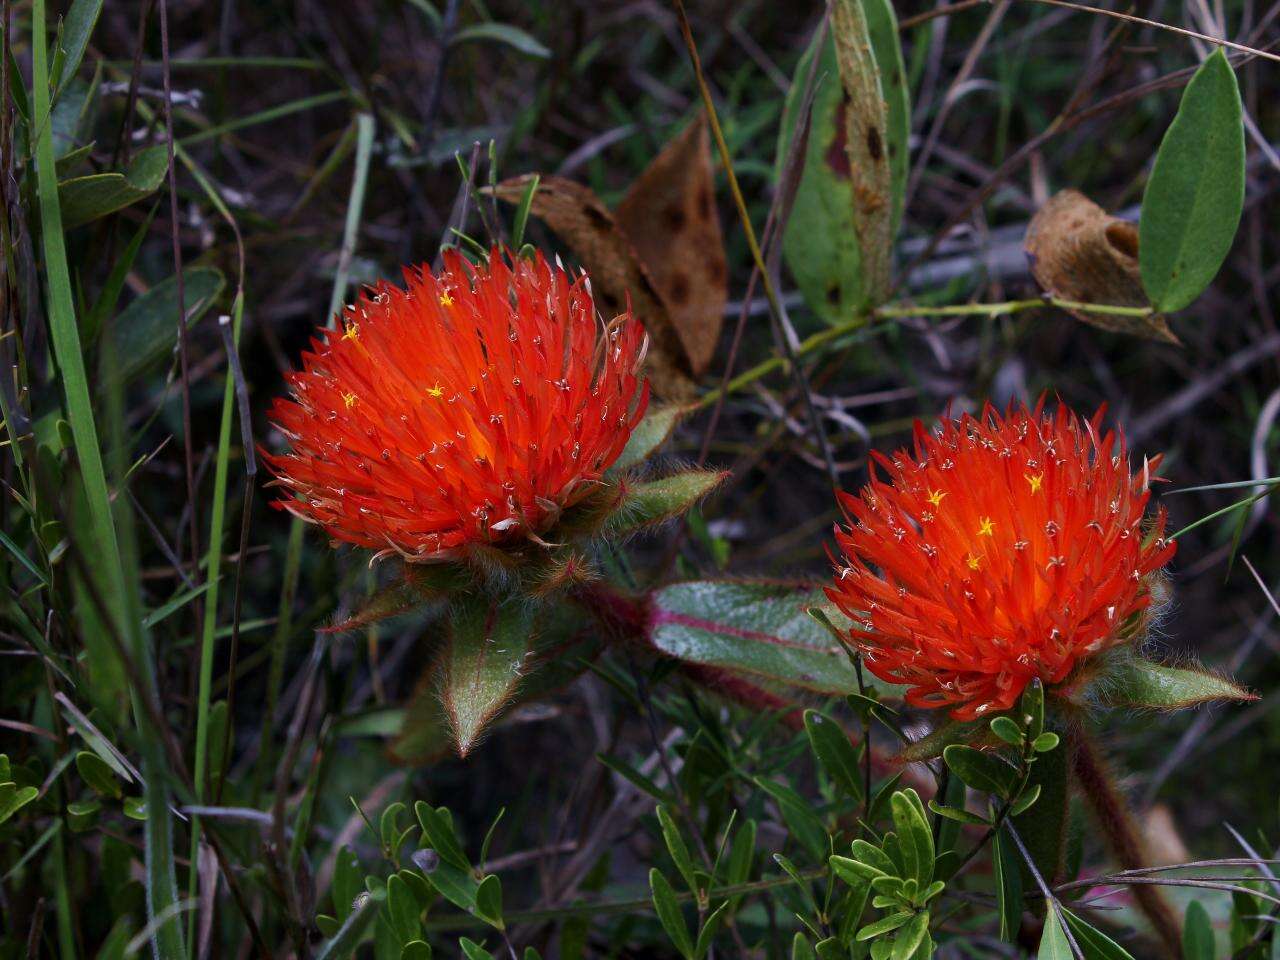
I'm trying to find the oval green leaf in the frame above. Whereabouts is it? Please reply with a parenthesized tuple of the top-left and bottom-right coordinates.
(1138, 49, 1244, 313)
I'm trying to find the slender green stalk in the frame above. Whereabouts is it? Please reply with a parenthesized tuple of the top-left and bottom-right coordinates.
(32, 4, 184, 955)
(186, 290, 244, 956)
(178, 90, 350, 146)
(255, 112, 374, 802)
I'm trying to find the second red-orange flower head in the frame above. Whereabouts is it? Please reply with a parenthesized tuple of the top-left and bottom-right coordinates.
(827, 400, 1175, 721)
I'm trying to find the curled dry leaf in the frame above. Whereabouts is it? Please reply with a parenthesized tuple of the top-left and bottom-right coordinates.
(615, 115, 727, 377)
(1025, 189, 1178, 344)
(489, 174, 697, 400)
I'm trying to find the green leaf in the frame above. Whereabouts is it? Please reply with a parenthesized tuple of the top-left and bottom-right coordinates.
(993, 827, 1023, 942)
(422, 862, 479, 914)
(892, 912, 929, 960)
(1139, 49, 1244, 312)
(777, 31, 865, 322)
(804, 709, 863, 801)
(1095, 658, 1256, 711)
(58, 144, 169, 229)
(942, 745, 1018, 798)
(927, 800, 987, 826)
(401, 942, 432, 960)
(1009, 783, 1043, 817)
(725, 818, 756, 912)
(990, 716, 1024, 747)
(607, 405, 687, 476)
(1062, 907, 1136, 959)
(53, 0, 103, 94)
(604, 470, 725, 536)
(861, 0, 910, 236)
(890, 790, 933, 888)
(857, 912, 912, 941)
(694, 901, 729, 960)
(451, 22, 551, 59)
(332, 847, 363, 921)
(1032, 732, 1060, 754)
(897, 717, 988, 762)
(792, 934, 816, 960)
(647, 580, 866, 695)
(75, 749, 121, 799)
(385, 874, 420, 943)
(756, 777, 829, 863)
(1012, 735, 1070, 890)
(414, 802, 471, 872)
(1022, 679, 1045, 740)
(103, 266, 225, 389)
(1038, 906, 1073, 960)
(440, 596, 536, 757)
(650, 868, 694, 959)
(67, 799, 101, 831)
(458, 939, 495, 960)
(474, 874, 503, 931)
(1183, 900, 1214, 960)
(656, 805, 699, 896)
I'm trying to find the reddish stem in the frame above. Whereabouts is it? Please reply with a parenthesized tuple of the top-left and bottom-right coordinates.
(1071, 730, 1183, 959)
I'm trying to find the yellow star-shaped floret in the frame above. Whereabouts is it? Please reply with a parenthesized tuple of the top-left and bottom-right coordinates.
(926, 489, 946, 508)
(426, 383, 444, 399)
(342, 321, 359, 342)
(341, 391, 358, 410)
(977, 516, 995, 537)
(966, 553, 982, 571)
(1026, 472, 1044, 494)
(439, 290, 455, 308)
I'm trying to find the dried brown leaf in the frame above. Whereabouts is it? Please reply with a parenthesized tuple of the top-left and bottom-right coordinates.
(615, 115, 727, 376)
(490, 175, 697, 400)
(1025, 189, 1178, 344)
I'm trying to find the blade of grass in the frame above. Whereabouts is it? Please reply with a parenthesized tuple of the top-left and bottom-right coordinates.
(255, 112, 374, 803)
(32, 3, 184, 954)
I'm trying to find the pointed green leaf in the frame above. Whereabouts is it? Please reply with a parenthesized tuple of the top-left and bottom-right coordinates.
(942, 745, 1018, 798)
(414, 802, 470, 872)
(604, 470, 726, 536)
(650, 868, 694, 959)
(103, 266, 225, 389)
(474, 874, 503, 930)
(607, 405, 687, 476)
(401, 942, 432, 960)
(53, 0, 103, 94)
(1062, 907, 1136, 959)
(804, 708, 863, 801)
(792, 933, 816, 960)
(58, 144, 169, 229)
(450, 22, 551, 60)
(0, 783, 39, 825)
(458, 939, 496, 960)
(694, 901, 729, 960)
(1038, 906, 1073, 960)
(656, 805, 699, 896)
(1139, 49, 1245, 312)
(890, 790, 933, 887)
(441, 596, 536, 756)
(1096, 658, 1256, 711)
(993, 827, 1023, 942)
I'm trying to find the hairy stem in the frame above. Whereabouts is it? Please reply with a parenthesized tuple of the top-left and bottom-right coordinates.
(1072, 729, 1182, 958)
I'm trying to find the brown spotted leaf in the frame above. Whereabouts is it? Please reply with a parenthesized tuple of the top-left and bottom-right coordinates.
(831, 0, 894, 306)
(490, 175, 696, 400)
(615, 115, 726, 377)
(1025, 189, 1177, 344)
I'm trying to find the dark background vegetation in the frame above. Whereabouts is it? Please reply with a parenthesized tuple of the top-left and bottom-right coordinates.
(4, 0, 1280, 956)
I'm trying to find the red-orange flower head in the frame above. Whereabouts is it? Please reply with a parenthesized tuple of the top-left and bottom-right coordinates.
(265, 249, 650, 562)
(826, 401, 1175, 721)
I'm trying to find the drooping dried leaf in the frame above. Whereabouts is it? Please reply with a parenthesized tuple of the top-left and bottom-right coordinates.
(1025, 189, 1177, 343)
(490, 175, 696, 400)
(615, 116, 726, 376)
(831, 0, 894, 305)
